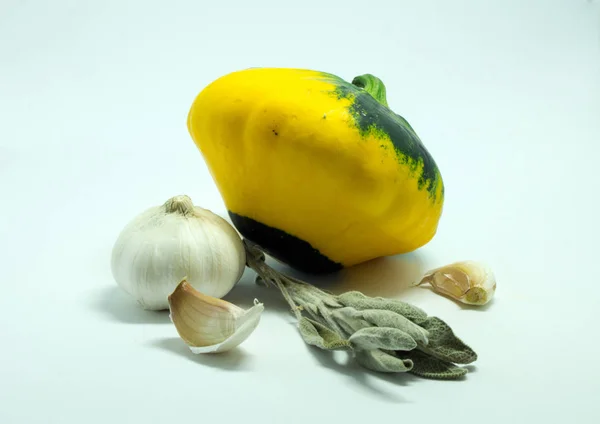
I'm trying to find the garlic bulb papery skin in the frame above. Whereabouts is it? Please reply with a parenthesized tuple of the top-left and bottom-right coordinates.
(111, 195, 246, 310)
(168, 280, 264, 353)
(417, 261, 496, 306)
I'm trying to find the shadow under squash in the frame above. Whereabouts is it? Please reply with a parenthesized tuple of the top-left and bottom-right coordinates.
(91, 285, 171, 324)
(270, 251, 426, 299)
(225, 250, 426, 317)
(332, 252, 425, 298)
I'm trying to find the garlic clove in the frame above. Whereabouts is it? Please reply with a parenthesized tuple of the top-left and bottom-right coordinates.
(416, 261, 496, 306)
(190, 300, 264, 354)
(168, 279, 263, 353)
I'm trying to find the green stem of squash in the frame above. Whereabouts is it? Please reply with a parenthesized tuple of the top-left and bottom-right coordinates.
(352, 74, 388, 107)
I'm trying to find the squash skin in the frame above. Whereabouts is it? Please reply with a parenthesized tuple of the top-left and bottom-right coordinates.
(187, 68, 444, 273)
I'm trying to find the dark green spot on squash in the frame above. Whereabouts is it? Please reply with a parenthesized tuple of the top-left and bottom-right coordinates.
(317, 73, 443, 200)
(229, 212, 343, 274)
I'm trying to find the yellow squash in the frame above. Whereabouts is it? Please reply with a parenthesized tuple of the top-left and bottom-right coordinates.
(187, 68, 444, 274)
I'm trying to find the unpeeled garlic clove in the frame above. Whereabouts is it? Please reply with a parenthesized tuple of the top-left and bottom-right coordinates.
(168, 279, 264, 353)
(416, 261, 496, 306)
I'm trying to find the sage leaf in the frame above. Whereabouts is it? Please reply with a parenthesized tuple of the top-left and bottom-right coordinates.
(298, 317, 350, 350)
(355, 348, 414, 373)
(288, 276, 341, 306)
(320, 295, 342, 308)
(303, 302, 320, 318)
(332, 307, 370, 336)
(349, 327, 417, 351)
(418, 317, 477, 364)
(245, 242, 478, 381)
(336, 291, 428, 324)
(357, 309, 430, 346)
(398, 350, 468, 380)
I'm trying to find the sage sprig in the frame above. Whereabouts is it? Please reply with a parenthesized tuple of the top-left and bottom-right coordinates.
(244, 240, 477, 380)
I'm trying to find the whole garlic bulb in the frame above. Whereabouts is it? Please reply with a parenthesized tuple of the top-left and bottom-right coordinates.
(111, 195, 246, 310)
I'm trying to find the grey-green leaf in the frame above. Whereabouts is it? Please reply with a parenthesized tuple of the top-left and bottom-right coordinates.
(331, 307, 370, 336)
(355, 348, 414, 373)
(336, 291, 428, 324)
(349, 327, 417, 351)
(303, 302, 320, 317)
(358, 309, 430, 346)
(418, 317, 477, 364)
(398, 350, 468, 380)
(287, 276, 341, 306)
(298, 317, 350, 350)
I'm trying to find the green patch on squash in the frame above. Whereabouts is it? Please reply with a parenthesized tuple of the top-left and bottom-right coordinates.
(317, 72, 443, 201)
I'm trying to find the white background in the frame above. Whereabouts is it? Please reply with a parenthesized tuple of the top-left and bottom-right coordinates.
(1, 0, 599, 423)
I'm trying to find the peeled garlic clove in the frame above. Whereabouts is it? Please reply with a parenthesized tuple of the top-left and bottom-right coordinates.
(417, 261, 496, 306)
(168, 280, 263, 353)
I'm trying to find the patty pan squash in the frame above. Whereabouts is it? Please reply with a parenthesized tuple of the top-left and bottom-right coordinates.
(187, 68, 444, 274)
